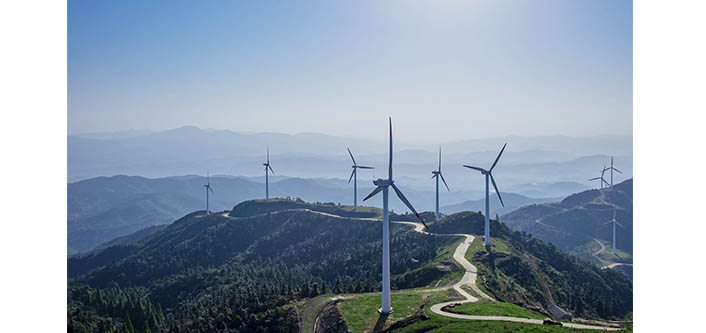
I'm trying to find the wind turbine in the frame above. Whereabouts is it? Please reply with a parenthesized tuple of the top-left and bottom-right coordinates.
(431, 147, 450, 222)
(204, 173, 214, 215)
(347, 148, 374, 210)
(588, 166, 609, 190)
(263, 147, 275, 199)
(589, 166, 610, 203)
(603, 207, 624, 255)
(606, 157, 622, 188)
(363, 117, 426, 314)
(463, 143, 507, 248)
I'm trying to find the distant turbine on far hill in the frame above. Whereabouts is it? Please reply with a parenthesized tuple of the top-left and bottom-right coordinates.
(363, 117, 426, 315)
(589, 166, 609, 190)
(263, 147, 275, 199)
(204, 172, 214, 215)
(463, 143, 507, 248)
(604, 207, 623, 255)
(431, 147, 450, 222)
(606, 157, 622, 189)
(347, 148, 374, 210)
(588, 166, 610, 203)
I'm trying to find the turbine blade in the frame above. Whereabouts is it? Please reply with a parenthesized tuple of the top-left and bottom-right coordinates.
(267, 147, 269, 163)
(440, 173, 450, 192)
(348, 169, 355, 183)
(268, 164, 275, 175)
(388, 117, 393, 180)
(357, 165, 374, 169)
(615, 220, 624, 228)
(438, 147, 442, 172)
(463, 165, 486, 173)
(489, 143, 507, 171)
(604, 220, 612, 225)
(614, 168, 623, 174)
(490, 174, 504, 207)
(347, 147, 357, 165)
(209, 186, 214, 194)
(432, 173, 437, 179)
(391, 183, 427, 228)
(363, 186, 384, 201)
(588, 177, 600, 181)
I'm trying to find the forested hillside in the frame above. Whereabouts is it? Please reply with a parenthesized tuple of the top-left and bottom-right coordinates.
(68, 200, 456, 332)
(501, 179, 633, 264)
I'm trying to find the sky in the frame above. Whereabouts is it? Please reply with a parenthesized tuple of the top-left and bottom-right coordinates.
(68, 0, 632, 144)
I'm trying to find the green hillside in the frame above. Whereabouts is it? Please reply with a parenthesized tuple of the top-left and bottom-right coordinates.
(501, 179, 633, 267)
(429, 211, 632, 321)
(68, 199, 457, 332)
(68, 198, 631, 332)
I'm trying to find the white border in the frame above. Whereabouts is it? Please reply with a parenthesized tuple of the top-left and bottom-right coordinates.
(3, 0, 706, 331)
(0, 0, 67, 330)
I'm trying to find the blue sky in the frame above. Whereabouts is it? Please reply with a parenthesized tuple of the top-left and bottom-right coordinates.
(68, 0, 632, 143)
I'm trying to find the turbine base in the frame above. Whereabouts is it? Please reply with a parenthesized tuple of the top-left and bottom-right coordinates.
(378, 307, 394, 314)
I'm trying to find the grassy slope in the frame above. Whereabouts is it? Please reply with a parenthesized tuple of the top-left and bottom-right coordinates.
(447, 300, 546, 319)
(338, 287, 607, 333)
(338, 222, 630, 332)
(337, 231, 623, 332)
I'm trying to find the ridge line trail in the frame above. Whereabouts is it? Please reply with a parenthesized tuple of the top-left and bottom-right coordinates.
(221, 209, 620, 330)
(592, 237, 633, 270)
(593, 238, 607, 257)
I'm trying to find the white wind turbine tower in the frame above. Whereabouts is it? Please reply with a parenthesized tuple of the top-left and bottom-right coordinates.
(431, 147, 450, 222)
(604, 206, 624, 255)
(263, 147, 275, 199)
(347, 148, 374, 210)
(204, 173, 214, 215)
(606, 156, 622, 189)
(463, 143, 507, 248)
(363, 117, 427, 314)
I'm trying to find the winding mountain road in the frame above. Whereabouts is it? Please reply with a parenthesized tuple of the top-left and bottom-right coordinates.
(592, 238, 633, 271)
(220, 209, 620, 330)
(396, 221, 619, 331)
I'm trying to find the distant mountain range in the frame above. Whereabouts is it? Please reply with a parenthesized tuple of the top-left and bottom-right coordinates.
(501, 179, 633, 267)
(68, 174, 573, 255)
(69, 126, 632, 189)
(440, 192, 561, 216)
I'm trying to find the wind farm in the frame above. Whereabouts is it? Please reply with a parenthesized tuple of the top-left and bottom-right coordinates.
(66, 1, 634, 332)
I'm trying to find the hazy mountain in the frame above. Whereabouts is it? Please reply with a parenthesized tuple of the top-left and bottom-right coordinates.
(504, 181, 590, 198)
(68, 126, 632, 187)
(501, 179, 633, 265)
(68, 199, 631, 331)
(440, 192, 561, 216)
